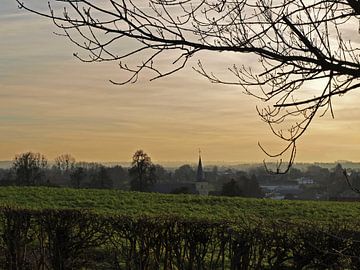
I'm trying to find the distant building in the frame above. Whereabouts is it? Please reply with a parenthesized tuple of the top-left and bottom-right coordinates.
(296, 177, 315, 185)
(196, 153, 205, 181)
(261, 184, 301, 200)
(151, 150, 209, 195)
(195, 151, 209, 195)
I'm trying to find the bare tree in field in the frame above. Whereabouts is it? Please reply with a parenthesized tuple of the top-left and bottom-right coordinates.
(54, 153, 76, 172)
(129, 150, 156, 192)
(17, 0, 360, 172)
(12, 152, 48, 185)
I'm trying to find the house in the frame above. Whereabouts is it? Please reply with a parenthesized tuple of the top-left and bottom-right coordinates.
(261, 184, 301, 199)
(296, 177, 315, 185)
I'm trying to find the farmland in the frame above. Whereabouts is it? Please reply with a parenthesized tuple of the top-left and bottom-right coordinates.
(1, 187, 360, 268)
(1, 186, 360, 222)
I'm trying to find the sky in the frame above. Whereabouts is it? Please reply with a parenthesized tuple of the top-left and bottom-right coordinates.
(1, 0, 360, 164)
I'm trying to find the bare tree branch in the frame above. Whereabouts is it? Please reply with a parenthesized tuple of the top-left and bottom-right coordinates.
(17, 0, 360, 172)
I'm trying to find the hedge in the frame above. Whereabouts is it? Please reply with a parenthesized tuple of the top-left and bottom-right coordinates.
(0, 208, 359, 269)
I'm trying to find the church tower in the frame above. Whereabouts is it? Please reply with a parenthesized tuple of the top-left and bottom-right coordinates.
(196, 150, 205, 182)
(195, 149, 209, 195)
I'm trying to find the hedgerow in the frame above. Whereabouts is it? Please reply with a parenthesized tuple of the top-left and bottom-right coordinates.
(1, 207, 360, 269)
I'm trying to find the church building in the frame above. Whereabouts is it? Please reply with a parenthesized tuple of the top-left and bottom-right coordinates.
(194, 150, 209, 195)
(150, 150, 209, 195)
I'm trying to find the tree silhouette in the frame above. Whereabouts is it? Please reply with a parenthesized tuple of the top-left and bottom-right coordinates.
(18, 0, 360, 172)
(70, 166, 85, 189)
(54, 154, 76, 173)
(174, 165, 196, 182)
(221, 179, 242, 197)
(12, 152, 48, 186)
(129, 150, 156, 192)
(90, 166, 113, 189)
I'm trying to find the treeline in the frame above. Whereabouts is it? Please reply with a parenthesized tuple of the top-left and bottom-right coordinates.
(1, 207, 360, 269)
(2, 150, 358, 198)
(0, 152, 129, 190)
(0, 151, 264, 197)
(0, 151, 167, 191)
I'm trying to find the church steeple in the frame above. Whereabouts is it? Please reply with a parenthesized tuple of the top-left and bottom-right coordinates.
(196, 149, 205, 182)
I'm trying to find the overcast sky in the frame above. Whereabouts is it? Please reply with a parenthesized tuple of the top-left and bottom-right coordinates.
(1, 0, 360, 163)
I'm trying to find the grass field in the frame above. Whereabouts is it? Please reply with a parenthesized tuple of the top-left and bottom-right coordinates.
(0, 186, 360, 223)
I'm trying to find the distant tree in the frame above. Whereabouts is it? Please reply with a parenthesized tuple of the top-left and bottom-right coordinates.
(70, 167, 85, 189)
(0, 169, 5, 180)
(332, 164, 345, 179)
(12, 152, 48, 185)
(215, 173, 235, 191)
(129, 150, 156, 192)
(154, 164, 171, 183)
(107, 165, 130, 189)
(288, 168, 302, 179)
(350, 172, 360, 191)
(249, 165, 303, 185)
(305, 165, 330, 184)
(328, 163, 348, 197)
(241, 175, 263, 198)
(344, 171, 360, 196)
(54, 154, 76, 172)
(90, 166, 113, 189)
(174, 165, 195, 182)
(75, 162, 102, 171)
(235, 170, 248, 179)
(206, 166, 219, 183)
(0, 169, 14, 186)
(221, 179, 242, 197)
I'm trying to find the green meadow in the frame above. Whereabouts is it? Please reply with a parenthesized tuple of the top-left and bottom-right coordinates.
(1, 186, 359, 223)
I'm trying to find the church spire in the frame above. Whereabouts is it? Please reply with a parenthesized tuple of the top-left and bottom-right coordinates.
(196, 149, 204, 182)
